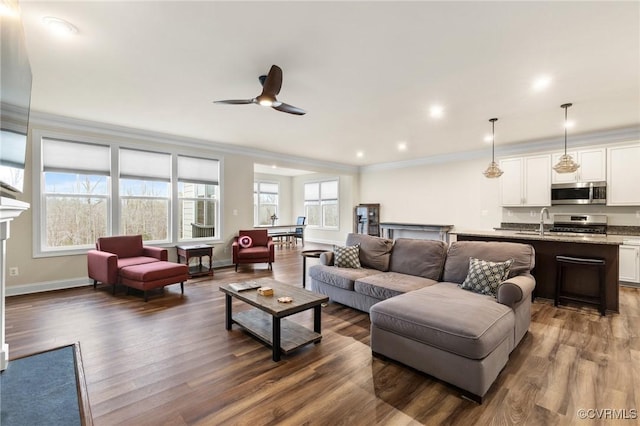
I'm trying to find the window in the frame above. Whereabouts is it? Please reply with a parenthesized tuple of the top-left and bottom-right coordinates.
(304, 179, 338, 228)
(119, 148, 171, 242)
(42, 138, 110, 249)
(254, 181, 279, 225)
(178, 155, 219, 240)
(34, 131, 224, 256)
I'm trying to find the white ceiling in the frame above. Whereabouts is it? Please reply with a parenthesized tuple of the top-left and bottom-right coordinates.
(18, 1, 640, 168)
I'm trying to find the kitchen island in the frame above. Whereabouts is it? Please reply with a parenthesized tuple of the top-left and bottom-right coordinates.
(451, 229, 624, 313)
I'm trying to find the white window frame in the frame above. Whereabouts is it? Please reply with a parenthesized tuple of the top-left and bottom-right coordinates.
(31, 129, 224, 257)
(254, 180, 279, 226)
(304, 179, 339, 229)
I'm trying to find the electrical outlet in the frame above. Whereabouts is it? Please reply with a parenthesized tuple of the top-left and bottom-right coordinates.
(481, 209, 488, 217)
(9, 267, 19, 276)
(636, 210, 640, 219)
(507, 210, 513, 217)
(530, 210, 536, 217)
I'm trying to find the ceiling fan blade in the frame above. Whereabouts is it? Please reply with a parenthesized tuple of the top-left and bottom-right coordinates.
(273, 102, 306, 115)
(261, 65, 282, 97)
(213, 99, 255, 105)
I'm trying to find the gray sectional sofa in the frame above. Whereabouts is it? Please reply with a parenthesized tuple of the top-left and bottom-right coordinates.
(308, 233, 536, 402)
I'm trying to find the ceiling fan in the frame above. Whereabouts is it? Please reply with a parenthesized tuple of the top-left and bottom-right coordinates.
(213, 65, 306, 115)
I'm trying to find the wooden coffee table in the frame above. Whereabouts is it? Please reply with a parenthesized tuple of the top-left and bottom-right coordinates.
(220, 278, 329, 361)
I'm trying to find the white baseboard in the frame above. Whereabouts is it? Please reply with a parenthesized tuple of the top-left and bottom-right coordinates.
(6, 277, 92, 297)
(6, 259, 236, 296)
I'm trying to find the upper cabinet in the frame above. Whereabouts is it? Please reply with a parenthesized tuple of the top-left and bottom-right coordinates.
(551, 148, 606, 184)
(607, 143, 640, 206)
(500, 154, 551, 206)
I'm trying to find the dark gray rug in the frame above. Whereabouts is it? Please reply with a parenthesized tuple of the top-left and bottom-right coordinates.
(0, 343, 92, 426)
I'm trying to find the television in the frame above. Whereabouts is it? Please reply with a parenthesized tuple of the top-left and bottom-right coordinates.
(0, 9, 32, 197)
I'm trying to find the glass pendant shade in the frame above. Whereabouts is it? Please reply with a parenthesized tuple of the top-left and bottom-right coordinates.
(484, 118, 503, 178)
(553, 103, 580, 174)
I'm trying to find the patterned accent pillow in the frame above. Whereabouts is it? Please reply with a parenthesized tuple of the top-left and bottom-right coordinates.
(238, 235, 253, 248)
(460, 257, 514, 297)
(333, 244, 361, 269)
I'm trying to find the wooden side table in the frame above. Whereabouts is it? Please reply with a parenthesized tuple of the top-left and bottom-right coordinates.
(176, 244, 214, 278)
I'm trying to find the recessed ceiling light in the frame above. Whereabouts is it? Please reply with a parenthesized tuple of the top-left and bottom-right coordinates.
(483, 134, 493, 143)
(532, 75, 552, 92)
(356, 151, 364, 158)
(271, 164, 277, 169)
(564, 120, 575, 129)
(397, 141, 407, 151)
(429, 105, 444, 119)
(42, 16, 78, 36)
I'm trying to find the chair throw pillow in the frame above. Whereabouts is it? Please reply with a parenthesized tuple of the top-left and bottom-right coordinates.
(460, 257, 514, 297)
(238, 235, 253, 248)
(333, 244, 361, 269)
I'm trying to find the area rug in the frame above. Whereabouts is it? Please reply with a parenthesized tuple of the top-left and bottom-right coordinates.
(0, 342, 92, 426)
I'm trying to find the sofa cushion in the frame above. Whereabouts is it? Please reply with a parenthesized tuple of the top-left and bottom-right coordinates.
(354, 272, 438, 300)
(345, 233, 394, 272)
(369, 282, 515, 360)
(97, 235, 144, 258)
(117, 256, 161, 269)
(443, 241, 535, 284)
(334, 244, 361, 268)
(460, 257, 514, 296)
(389, 238, 448, 280)
(308, 264, 379, 291)
(120, 261, 188, 282)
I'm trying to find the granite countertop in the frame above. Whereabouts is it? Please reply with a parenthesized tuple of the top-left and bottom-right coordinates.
(450, 229, 626, 246)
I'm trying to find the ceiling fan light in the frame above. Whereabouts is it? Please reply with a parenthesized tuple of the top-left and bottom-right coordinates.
(553, 154, 580, 173)
(258, 98, 273, 107)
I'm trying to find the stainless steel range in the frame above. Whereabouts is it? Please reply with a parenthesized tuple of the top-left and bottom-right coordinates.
(550, 214, 608, 236)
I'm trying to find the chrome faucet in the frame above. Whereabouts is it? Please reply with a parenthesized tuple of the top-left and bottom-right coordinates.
(539, 207, 550, 236)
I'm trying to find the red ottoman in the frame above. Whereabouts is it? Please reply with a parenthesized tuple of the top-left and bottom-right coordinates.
(119, 261, 189, 301)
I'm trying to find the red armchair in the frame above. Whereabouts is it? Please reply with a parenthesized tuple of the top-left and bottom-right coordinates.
(88, 235, 188, 301)
(232, 229, 275, 271)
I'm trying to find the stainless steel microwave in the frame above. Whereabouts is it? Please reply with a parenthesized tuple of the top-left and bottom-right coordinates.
(551, 181, 607, 205)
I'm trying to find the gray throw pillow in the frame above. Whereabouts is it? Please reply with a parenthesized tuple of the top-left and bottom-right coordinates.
(333, 244, 361, 268)
(460, 257, 514, 297)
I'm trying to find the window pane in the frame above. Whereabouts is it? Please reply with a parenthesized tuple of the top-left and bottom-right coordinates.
(321, 180, 338, 199)
(45, 172, 108, 195)
(179, 199, 216, 238)
(45, 196, 107, 248)
(306, 203, 321, 226)
(259, 205, 277, 225)
(121, 198, 168, 240)
(323, 203, 339, 228)
(178, 182, 218, 239)
(121, 179, 169, 197)
(304, 183, 319, 200)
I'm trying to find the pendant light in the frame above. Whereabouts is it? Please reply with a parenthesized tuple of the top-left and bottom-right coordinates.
(552, 103, 580, 174)
(483, 118, 503, 178)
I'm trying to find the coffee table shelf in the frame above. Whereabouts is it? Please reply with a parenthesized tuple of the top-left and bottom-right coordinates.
(220, 278, 328, 361)
(232, 310, 322, 354)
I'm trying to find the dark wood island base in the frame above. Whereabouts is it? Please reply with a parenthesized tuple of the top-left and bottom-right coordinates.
(454, 233, 620, 313)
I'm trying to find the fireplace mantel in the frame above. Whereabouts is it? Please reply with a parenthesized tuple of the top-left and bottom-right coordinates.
(1, 196, 30, 370)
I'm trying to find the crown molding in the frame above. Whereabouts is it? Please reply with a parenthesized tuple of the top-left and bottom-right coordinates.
(360, 125, 640, 173)
(28, 110, 359, 175)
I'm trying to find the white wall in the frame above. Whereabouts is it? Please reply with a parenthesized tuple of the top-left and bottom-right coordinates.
(360, 157, 502, 232)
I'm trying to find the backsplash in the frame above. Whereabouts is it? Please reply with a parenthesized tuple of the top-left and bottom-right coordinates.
(501, 205, 640, 227)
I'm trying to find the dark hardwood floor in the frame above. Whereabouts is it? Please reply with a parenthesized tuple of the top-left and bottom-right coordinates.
(5, 243, 640, 425)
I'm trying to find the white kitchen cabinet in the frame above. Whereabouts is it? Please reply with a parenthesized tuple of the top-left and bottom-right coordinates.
(607, 143, 640, 206)
(551, 148, 606, 184)
(500, 154, 551, 206)
(619, 244, 640, 283)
